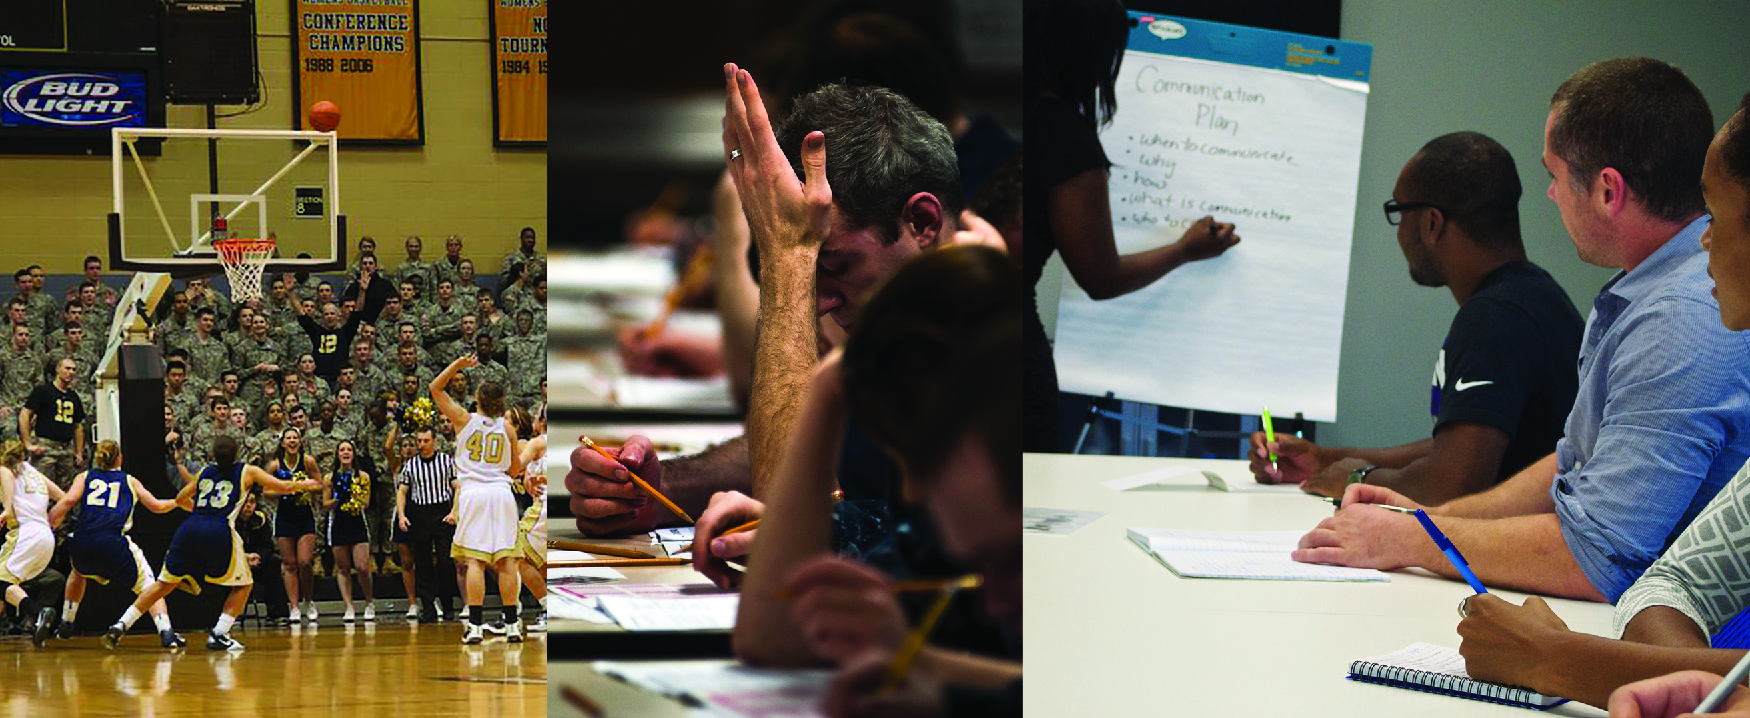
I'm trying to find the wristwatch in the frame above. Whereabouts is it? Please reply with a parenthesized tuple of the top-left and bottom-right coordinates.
(1348, 464, 1380, 485)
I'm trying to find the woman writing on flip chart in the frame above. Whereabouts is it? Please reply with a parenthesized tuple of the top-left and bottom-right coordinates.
(1023, 0, 1240, 453)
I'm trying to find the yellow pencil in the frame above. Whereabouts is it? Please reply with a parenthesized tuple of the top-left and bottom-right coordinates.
(775, 574, 982, 602)
(641, 244, 715, 340)
(547, 539, 655, 560)
(559, 684, 604, 718)
(580, 436, 694, 524)
(878, 584, 963, 694)
(721, 519, 759, 536)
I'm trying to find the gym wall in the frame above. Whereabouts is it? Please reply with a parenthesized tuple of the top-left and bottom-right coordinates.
(0, 0, 546, 272)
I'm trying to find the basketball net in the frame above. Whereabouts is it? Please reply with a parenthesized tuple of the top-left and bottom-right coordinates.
(213, 238, 276, 302)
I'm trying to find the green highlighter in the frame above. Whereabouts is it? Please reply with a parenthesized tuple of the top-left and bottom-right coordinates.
(1262, 406, 1279, 475)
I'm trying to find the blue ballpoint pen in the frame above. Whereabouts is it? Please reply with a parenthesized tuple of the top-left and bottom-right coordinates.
(1413, 509, 1488, 594)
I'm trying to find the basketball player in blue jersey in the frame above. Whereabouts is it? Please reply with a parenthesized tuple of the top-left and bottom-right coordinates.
(432, 354, 526, 644)
(103, 435, 319, 651)
(47, 440, 186, 647)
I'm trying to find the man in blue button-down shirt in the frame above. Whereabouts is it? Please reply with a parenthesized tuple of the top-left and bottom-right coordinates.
(1294, 57, 1750, 602)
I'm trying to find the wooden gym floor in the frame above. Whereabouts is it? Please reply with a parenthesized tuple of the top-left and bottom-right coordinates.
(0, 619, 545, 717)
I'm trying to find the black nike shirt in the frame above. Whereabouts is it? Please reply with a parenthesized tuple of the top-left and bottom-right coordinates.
(1431, 260, 1584, 481)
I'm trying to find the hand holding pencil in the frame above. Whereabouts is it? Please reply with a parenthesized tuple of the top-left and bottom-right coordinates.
(566, 434, 672, 536)
(691, 489, 765, 589)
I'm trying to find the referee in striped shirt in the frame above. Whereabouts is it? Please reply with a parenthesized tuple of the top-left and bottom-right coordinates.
(396, 427, 461, 621)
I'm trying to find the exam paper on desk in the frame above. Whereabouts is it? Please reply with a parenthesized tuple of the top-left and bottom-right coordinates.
(590, 660, 834, 718)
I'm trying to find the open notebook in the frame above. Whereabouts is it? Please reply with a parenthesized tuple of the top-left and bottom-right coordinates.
(1127, 527, 1388, 582)
(1349, 643, 1565, 709)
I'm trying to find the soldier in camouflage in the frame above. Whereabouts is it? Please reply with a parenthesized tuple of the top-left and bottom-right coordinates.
(394, 235, 434, 290)
(504, 309, 543, 405)
(422, 279, 465, 338)
(0, 324, 40, 441)
(181, 308, 227, 387)
(349, 336, 390, 404)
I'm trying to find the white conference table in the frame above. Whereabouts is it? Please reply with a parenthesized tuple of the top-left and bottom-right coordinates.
(1024, 453, 1616, 717)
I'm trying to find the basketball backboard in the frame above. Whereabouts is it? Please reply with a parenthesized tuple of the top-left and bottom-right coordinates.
(107, 127, 346, 275)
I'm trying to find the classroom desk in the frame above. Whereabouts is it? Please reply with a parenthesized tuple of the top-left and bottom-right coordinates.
(546, 517, 734, 659)
(1024, 452, 1615, 717)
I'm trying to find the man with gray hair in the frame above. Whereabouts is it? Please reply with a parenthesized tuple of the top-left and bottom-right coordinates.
(566, 72, 973, 536)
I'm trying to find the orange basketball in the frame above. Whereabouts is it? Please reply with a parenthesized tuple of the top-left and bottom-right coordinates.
(309, 100, 340, 132)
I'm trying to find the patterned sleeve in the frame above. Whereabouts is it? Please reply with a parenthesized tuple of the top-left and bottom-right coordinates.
(1615, 459, 1750, 638)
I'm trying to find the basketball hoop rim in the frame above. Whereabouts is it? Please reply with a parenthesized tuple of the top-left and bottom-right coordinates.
(212, 237, 276, 258)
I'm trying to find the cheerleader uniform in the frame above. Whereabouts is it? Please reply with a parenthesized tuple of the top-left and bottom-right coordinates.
(273, 453, 316, 539)
(449, 414, 519, 563)
(0, 463, 54, 587)
(326, 469, 369, 547)
(159, 462, 252, 594)
(65, 469, 156, 594)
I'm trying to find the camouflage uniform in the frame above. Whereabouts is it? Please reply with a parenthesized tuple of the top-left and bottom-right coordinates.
(288, 375, 330, 413)
(359, 417, 398, 553)
(503, 333, 543, 405)
(302, 425, 339, 468)
(431, 333, 478, 372)
(420, 300, 464, 339)
(26, 292, 58, 336)
(163, 384, 202, 429)
(182, 332, 228, 386)
(231, 334, 283, 391)
(350, 363, 391, 406)
(250, 426, 288, 465)
(461, 358, 509, 397)
(394, 259, 434, 290)
(386, 361, 434, 395)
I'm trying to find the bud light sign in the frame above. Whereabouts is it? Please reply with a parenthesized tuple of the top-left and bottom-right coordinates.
(1, 71, 147, 127)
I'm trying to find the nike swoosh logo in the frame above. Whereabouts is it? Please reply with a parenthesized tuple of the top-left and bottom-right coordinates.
(1454, 380, 1493, 391)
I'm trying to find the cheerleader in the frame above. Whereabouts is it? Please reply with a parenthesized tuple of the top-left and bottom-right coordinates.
(431, 354, 524, 644)
(49, 440, 184, 647)
(324, 440, 375, 622)
(266, 427, 323, 623)
(103, 434, 320, 650)
(0, 440, 67, 648)
(513, 404, 547, 632)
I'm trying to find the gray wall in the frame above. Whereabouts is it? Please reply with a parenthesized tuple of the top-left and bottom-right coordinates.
(1036, 0, 1750, 451)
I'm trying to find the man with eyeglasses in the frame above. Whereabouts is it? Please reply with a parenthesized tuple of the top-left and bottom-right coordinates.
(1251, 132, 1583, 506)
(1290, 58, 1750, 604)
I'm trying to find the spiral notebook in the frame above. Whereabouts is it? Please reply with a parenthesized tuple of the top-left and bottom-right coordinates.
(1348, 643, 1565, 709)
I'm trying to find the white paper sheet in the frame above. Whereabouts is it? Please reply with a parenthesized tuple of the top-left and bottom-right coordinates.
(596, 595, 740, 631)
(1054, 51, 1369, 421)
(1128, 527, 1387, 581)
(1022, 507, 1108, 535)
(591, 660, 834, 718)
(547, 550, 629, 584)
(653, 527, 696, 542)
(1101, 465, 1207, 490)
(549, 590, 616, 623)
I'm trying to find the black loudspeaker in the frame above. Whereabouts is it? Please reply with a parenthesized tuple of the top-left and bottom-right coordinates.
(161, 0, 259, 105)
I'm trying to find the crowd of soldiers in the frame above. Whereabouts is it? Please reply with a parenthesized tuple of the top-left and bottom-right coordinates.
(2, 230, 546, 577)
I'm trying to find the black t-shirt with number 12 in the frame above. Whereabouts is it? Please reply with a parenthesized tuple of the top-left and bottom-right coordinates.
(26, 383, 83, 443)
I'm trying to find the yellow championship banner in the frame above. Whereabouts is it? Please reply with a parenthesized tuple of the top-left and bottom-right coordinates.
(490, 0, 546, 145)
(293, 0, 424, 143)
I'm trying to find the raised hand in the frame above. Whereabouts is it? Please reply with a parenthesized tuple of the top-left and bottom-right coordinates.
(721, 63, 831, 258)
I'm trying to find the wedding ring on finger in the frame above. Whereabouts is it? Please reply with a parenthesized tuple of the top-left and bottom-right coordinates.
(1458, 595, 1472, 618)
(730, 149, 742, 160)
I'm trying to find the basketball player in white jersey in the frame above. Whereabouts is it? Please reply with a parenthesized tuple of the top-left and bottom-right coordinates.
(431, 354, 525, 644)
(0, 440, 68, 647)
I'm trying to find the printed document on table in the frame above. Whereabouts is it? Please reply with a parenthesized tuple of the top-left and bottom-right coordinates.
(1128, 527, 1387, 581)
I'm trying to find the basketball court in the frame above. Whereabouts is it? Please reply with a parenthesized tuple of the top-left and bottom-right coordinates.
(4, 623, 545, 717)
